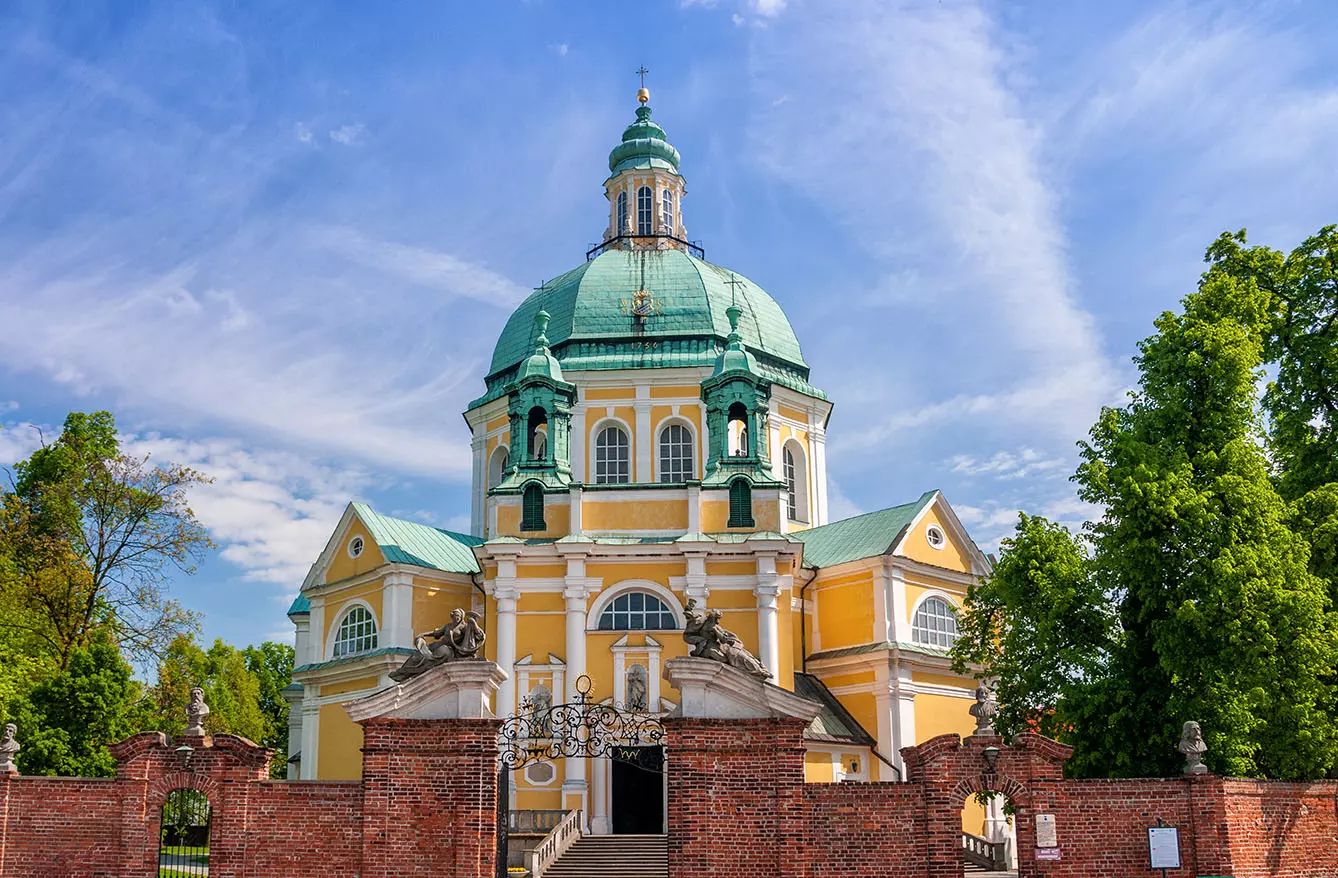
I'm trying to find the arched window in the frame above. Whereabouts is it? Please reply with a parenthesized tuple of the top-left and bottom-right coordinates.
(594, 425, 630, 484)
(727, 402, 749, 457)
(658, 423, 694, 483)
(637, 185, 653, 235)
(616, 191, 628, 233)
(728, 478, 754, 528)
(597, 592, 678, 631)
(527, 406, 548, 462)
(522, 482, 546, 531)
(912, 597, 960, 648)
(661, 189, 674, 233)
(782, 442, 809, 523)
(488, 446, 509, 490)
(333, 606, 377, 657)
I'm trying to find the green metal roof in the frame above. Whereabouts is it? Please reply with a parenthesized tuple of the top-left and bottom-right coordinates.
(474, 248, 819, 408)
(608, 104, 681, 175)
(806, 639, 953, 663)
(349, 503, 484, 575)
(794, 491, 938, 569)
(293, 646, 415, 675)
(794, 673, 876, 747)
(287, 593, 311, 616)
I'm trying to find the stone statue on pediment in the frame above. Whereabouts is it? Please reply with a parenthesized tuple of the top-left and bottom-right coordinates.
(970, 683, 998, 736)
(1179, 721, 1208, 775)
(390, 609, 487, 682)
(0, 723, 20, 773)
(682, 599, 771, 681)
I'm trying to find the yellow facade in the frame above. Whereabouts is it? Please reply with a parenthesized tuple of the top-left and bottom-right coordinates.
(286, 97, 1001, 852)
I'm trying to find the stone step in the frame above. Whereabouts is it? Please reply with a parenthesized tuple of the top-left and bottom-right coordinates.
(543, 834, 668, 878)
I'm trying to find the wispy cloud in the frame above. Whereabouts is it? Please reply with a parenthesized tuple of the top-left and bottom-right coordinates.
(328, 123, 366, 145)
(950, 447, 1067, 480)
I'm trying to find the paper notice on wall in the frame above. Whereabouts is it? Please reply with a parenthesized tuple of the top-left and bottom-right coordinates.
(1148, 826, 1181, 869)
(1035, 813, 1058, 848)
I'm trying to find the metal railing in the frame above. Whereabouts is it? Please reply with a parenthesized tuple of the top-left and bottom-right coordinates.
(961, 831, 1009, 871)
(524, 809, 583, 878)
(586, 233, 705, 260)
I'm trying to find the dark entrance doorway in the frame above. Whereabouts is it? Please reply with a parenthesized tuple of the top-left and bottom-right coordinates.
(612, 745, 664, 835)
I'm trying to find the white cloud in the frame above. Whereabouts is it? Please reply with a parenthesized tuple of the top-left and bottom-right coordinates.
(752, 0, 786, 16)
(551, 43, 569, 58)
(826, 477, 864, 522)
(950, 447, 1067, 480)
(0, 420, 46, 473)
(749, 0, 1121, 450)
(129, 434, 368, 589)
(328, 123, 365, 145)
(294, 122, 313, 144)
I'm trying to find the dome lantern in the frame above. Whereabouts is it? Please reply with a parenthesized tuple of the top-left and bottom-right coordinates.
(602, 73, 688, 251)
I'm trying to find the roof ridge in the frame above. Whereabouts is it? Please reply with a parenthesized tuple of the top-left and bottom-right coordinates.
(800, 489, 937, 533)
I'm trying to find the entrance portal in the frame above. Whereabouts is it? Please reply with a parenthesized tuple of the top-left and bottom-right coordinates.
(611, 746, 664, 835)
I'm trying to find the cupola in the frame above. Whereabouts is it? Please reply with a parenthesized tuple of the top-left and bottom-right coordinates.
(602, 85, 689, 248)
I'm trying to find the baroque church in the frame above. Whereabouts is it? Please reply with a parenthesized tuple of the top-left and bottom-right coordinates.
(284, 85, 995, 837)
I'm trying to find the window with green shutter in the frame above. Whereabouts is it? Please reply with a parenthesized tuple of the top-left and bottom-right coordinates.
(521, 482, 546, 531)
(727, 478, 754, 528)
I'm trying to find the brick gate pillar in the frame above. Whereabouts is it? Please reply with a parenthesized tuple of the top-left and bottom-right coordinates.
(662, 657, 823, 878)
(345, 660, 508, 878)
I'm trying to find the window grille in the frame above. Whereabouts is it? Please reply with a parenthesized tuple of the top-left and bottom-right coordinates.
(333, 606, 378, 657)
(637, 186, 653, 235)
(658, 423, 694, 482)
(595, 426, 630, 484)
(521, 483, 546, 531)
(597, 592, 678, 631)
(911, 597, 959, 648)
(727, 479, 754, 528)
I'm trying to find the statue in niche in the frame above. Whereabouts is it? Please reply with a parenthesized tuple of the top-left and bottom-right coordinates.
(529, 685, 553, 738)
(390, 608, 487, 682)
(682, 599, 771, 680)
(970, 683, 998, 736)
(1179, 721, 1209, 775)
(626, 664, 649, 711)
(0, 723, 20, 773)
(185, 687, 210, 735)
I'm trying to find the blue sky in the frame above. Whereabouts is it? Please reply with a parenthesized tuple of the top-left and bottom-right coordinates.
(2, 0, 1337, 651)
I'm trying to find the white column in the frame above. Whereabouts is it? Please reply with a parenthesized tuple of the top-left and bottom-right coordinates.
(755, 554, 781, 678)
(808, 424, 829, 525)
(634, 390, 652, 483)
(591, 754, 611, 834)
(563, 559, 588, 703)
(647, 637, 662, 708)
(300, 700, 320, 780)
(495, 570, 519, 717)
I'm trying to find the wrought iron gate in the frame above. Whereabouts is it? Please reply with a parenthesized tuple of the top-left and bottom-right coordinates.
(494, 675, 666, 876)
(158, 788, 211, 877)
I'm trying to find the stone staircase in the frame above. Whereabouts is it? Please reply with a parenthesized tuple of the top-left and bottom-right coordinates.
(541, 834, 668, 878)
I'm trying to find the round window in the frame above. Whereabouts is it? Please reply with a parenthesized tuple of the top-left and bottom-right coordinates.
(348, 535, 365, 559)
(925, 525, 946, 550)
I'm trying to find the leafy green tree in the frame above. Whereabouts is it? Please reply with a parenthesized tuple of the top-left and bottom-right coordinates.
(2, 411, 211, 665)
(11, 631, 147, 777)
(244, 641, 295, 775)
(152, 635, 266, 743)
(1069, 257, 1337, 780)
(951, 514, 1113, 740)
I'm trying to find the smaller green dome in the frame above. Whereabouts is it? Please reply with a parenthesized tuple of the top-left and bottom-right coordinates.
(608, 105, 681, 175)
(518, 311, 564, 382)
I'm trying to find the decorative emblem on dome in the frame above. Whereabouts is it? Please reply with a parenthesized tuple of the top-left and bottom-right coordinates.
(620, 289, 662, 324)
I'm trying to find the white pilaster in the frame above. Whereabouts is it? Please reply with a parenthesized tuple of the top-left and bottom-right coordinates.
(563, 557, 589, 703)
(591, 755, 611, 834)
(309, 599, 326, 662)
(889, 660, 916, 777)
(571, 407, 587, 483)
(687, 484, 701, 533)
(768, 399, 782, 480)
(808, 422, 829, 526)
(634, 389, 652, 483)
(684, 553, 709, 605)
(888, 564, 911, 644)
(568, 485, 583, 535)
(871, 564, 891, 644)
(755, 553, 781, 678)
(300, 700, 320, 780)
(382, 571, 415, 648)
(471, 433, 487, 537)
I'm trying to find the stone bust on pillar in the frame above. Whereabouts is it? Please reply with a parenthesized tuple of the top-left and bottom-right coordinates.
(185, 687, 210, 736)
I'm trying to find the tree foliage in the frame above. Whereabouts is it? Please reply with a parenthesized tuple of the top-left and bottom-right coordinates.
(954, 225, 1338, 780)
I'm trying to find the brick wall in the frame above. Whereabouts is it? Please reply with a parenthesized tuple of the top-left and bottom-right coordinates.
(803, 782, 928, 878)
(245, 781, 363, 876)
(360, 717, 503, 878)
(0, 777, 122, 877)
(1219, 778, 1338, 877)
(665, 717, 810, 878)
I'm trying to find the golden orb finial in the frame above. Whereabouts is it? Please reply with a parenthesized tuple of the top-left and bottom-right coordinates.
(637, 87, 650, 104)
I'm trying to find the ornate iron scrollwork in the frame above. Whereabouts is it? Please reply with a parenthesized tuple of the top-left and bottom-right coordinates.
(498, 675, 665, 771)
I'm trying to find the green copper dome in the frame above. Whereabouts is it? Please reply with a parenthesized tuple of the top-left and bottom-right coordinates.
(608, 105, 681, 176)
(473, 248, 821, 409)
